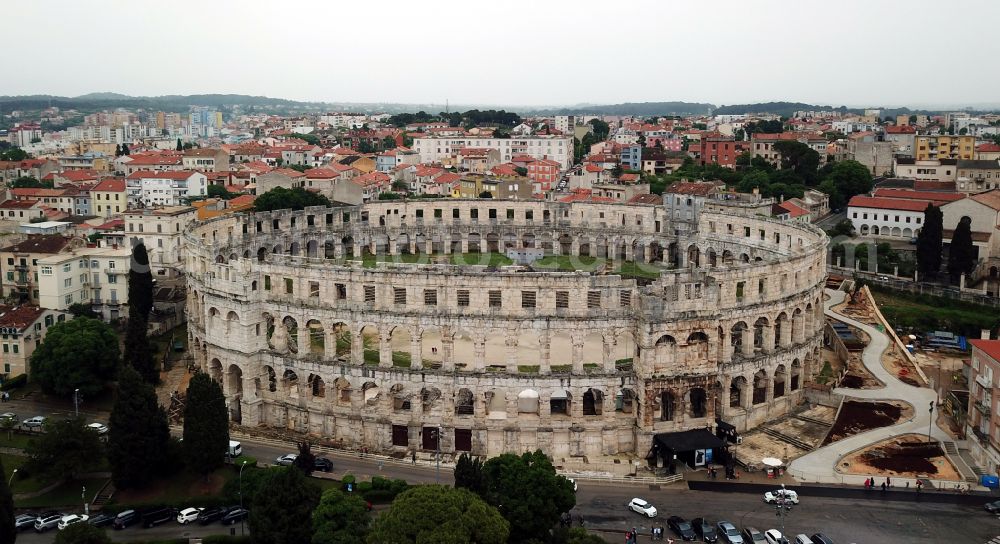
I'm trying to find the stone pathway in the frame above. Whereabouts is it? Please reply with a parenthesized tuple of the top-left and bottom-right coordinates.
(788, 288, 952, 486)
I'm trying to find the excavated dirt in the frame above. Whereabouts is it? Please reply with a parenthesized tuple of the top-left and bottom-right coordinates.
(839, 434, 962, 480)
(838, 356, 882, 389)
(823, 400, 909, 445)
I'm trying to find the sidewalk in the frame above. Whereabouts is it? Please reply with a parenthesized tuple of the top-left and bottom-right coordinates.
(788, 289, 950, 487)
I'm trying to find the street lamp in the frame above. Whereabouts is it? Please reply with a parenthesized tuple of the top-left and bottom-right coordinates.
(928, 401, 935, 443)
(8, 468, 17, 487)
(74, 388, 80, 418)
(239, 460, 248, 536)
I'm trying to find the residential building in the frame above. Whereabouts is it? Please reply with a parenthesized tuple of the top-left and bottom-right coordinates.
(124, 206, 197, 273)
(847, 195, 930, 238)
(457, 148, 500, 174)
(351, 171, 391, 201)
(121, 153, 185, 176)
(126, 170, 207, 207)
(91, 178, 128, 217)
(553, 115, 575, 134)
(255, 169, 307, 194)
(7, 123, 42, 147)
(376, 148, 420, 173)
(37, 245, 132, 321)
(10, 187, 91, 216)
(914, 134, 975, 161)
(697, 135, 745, 168)
(0, 200, 45, 224)
(957, 160, 1000, 193)
(771, 200, 811, 223)
(0, 305, 70, 378)
(0, 235, 81, 303)
(526, 158, 560, 192)
(966, 339, 1000, 474)
(480, 176, 534, 200)
(976, 143, 1000, 161)
(750, 132, 827, 166)
(591, 183, 650, 203)
(893, 158, 958, 182)
(620, 145, 641, 171)
(413, 135, 574, 170)
(182, 148, 230, 172)
(884, 125, 917, 156)
(846, 133, 893, 176)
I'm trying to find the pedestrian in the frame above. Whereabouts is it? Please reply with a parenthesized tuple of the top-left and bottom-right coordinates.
(886, 476, 891, 488)
(863, 478, 869, 490)
(412, 450, 416, 464)
(881, 482, 886, 492)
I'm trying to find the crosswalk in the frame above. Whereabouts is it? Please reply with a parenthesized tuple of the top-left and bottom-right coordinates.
(985, 536, 1000, 544)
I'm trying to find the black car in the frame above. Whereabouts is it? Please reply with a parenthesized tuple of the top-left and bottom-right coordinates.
(88, 512, 115, 528)
(667, 515, 696, 541)
(314, 457, 334, 472)
(141, 506, 175, 528)
(222, 507, 249, 525)
(691, 517, 718, 542)
(112, 509, 139, 530)
(199, 505, 234, 525)
(810, 534, 834, 544)
(985, 500, 1000, 513)
(14, 514, 37, 531)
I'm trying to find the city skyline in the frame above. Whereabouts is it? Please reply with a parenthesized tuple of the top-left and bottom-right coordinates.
(6, 0, 1000, 108)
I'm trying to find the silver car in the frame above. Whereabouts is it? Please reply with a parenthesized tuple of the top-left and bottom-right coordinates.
(717, 521, 744, 544)
(22, 416, 46, 429)
(34, 512, 63, 532)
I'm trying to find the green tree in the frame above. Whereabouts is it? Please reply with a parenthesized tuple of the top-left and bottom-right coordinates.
(737, 169, 770, 194)
(773, 140, 819, 184)
(482, 450, 575, 543)
(128, 243, 154, 319)
(454, 453, 487, 496)
(54, 521, 112, 544)
(312, 487, 371, 544)
(249, 467, 320, 544)
(207, 184, 233, 199)
(916, 203, 944, 279)
(66, 303, 100, 319)
(514, 166, 528, 177)
(947, 216, 976, 280)
(11, 176, 44, 188)
(382, 136, 397, 150)
(0, 147, 28, 161)
(108, 366, 171, 489)
(293, 441, 316, 476)
(821, 160, 872, 209)
(826, 220, 855, 238)
(587, 119, 610, 140)
(254, 187, 332, 212)
(29, 317, 119, 398)
(182, 372, 229, 477)
(0, 457, 12, 544)
(176, 138, 183, 151)
(25, 417, 104, 481)
(366, 486, 509, 544)
(120, 143, 130, 156)
(124, 242, 156, 384)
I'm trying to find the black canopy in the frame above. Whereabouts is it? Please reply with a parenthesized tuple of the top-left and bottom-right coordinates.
(653, 429, 725, 453)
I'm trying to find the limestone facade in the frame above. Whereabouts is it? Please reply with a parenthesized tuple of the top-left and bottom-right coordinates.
(185, 199, 828, 460)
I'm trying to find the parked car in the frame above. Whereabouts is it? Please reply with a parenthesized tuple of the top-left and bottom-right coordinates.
(763, 489, 799, 504)
(274, 453, 298, 466)
(764, 529, 789, 544)
(198, 506, 233, 525)
(314, 457, 334, 472)
(14, 514, 37, 531)
(627, 497, 657, 518)
(717, 521, 743, 544)
(985, 499, 1000, 513)
(742, 527, 767, 544)
(57, 514, 89, 530)
(87, 513, 115, 528)
(177, 507, 203, 524)
(691, 517, 718, 542)
(112, 510, 139, 530)
(34, 512, 63, 532)
(667, 516, 696, 541)
(793, 536, 813, 544)
(0, 412, 17, 422)
(809, 534, 834, 544)
(22, 416, 46, 430)
(566, 477, 577, 492)
(86, 422, 109, 435)
(222, 507, 249, 525)
(141, 506, 175, 528)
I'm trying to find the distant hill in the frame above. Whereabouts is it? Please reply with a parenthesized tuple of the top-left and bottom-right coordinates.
(714, 102, 862, 117)
(528, 101, 715, 117)
(0, 93, 321, 114)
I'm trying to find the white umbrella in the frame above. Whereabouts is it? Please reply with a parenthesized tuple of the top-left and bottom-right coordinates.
(761, 457, 783, 467)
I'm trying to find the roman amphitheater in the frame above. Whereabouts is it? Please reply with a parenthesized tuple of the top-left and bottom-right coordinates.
(185, 199, 827, 465)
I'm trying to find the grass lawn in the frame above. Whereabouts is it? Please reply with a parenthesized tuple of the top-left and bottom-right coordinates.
(17, 477, 109, 509)
(361, 252, 435, 268)
(533, 255, 607, 272)
(0, 432, 36, 450)
(2, 453, 52, 495)
(450, 252, 513, 267)
(870, 287, 1000, 337)
(616, 260, 662, 279)
(113, 466, 238, 508)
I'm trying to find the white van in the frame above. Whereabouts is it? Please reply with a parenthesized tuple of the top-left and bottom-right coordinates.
(227, 440, 242, 457)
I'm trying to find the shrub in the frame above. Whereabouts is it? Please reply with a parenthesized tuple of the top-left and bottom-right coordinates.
(357, 481, 373, 493)
(1, 374, 27, 391)
(362, 488, 398, 504)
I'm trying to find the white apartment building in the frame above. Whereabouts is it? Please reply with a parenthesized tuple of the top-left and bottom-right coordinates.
(37, 246, 132, 321)
(125, 170, 207, 207)
(124, 206, 197, 274)
(553, 115, 576, 134)
(893, 158, 958, 182)
(413, 135, 574, 170)
(847, 195, 926, 239)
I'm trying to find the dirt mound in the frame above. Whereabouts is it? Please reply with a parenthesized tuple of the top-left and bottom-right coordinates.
(823, 401, 904, 445)
(863, 441, 944, 474)
(839, 375, 863, 389)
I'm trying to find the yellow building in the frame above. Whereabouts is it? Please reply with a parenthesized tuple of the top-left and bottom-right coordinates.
(91, 178, 127, 218)
(915, 134, 975, 161)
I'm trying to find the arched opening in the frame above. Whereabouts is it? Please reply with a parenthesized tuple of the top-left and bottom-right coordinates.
(549, 332, 573, 368)
(688, 387, 707, 418)
(263, 365, 276, 393)
(790, 359, 802, 391)
(752, 370, 768, 404)
(731, 322, 747, 354)
(522, 233, 536, 248)
(215, 254, 226, 264)
(332, 322, 350, 357)
(360, 325, 380, 365)
(208, 358, 223, 383)
(708, 249, 718, 267)
(517, 389, 539, 414)
(289, 241, 301, 256)
(283, 369, 299, 399)
(583, 388, 603, 416)
(388, 326, 412, 367)
(257, 247, 267, 262)
(486, 390, 507, 419)
(468, 232, 482, 253)
(740, 253, 750, 263)
(306, 319, 324, 356)
(342, 236, 355, 258)
(324, 241, 335, 259)
(455, 388, 475, 415)
(654, 335, 677, 367)
(753, 317, 769, 352)
(227, 364, 243, 397)
(334, 377, 351, 404)
(282, 316, 299, 354)
(687, 244, 700, 266)
(686, 331, 710, 360)
(306, 240, 319, 258)
(550, 389, 571, 416)
(729, 376, 746, 408)
(659, 390, 675, 421)
(774, 312, 788, 348)
(872, 225, 880, 235)
(616, 388, 635, 414)
(420, 326, 444, 368)
(390, 384, 411, 411)
(773, 365, 787, 398)
(453, 330, 475, 371)
(722, 250, 734, 265)
(308, 374, 326, 398)
(648, 242, 663, 263)
(362, 382, 380, 405)
(486, 232, 499, 253)
(559, 233, 572, 254)
(421, 387, 441, 412)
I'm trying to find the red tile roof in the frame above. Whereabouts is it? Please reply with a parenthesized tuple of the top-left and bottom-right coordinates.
(0, 305, 47, 331)
(872, 188, 964, 204)
(126, 170, 200, 181)
(971, 339, 1000, 363)
(126, 154, 183, 166)
(0, 234, 71, 253)
(433, 173, 461, 184)
(11, 188, 71, 198)
(92, 178, 126, 192)
(0, 199, 40, 209)
(847, 195, 933, 212)
(885, 125, 917, 134)
(619, 173, 639, 182)
(304, 168, 338, 179)
(665, 182, 718, 196)
(776, 200, 810, 217)
(95, 219, 125, 231)
(228, 195, 256, 208)
(56, 169, 101, 181)
(976, 143, 1000, 152)
(970, 189, 1000, 211)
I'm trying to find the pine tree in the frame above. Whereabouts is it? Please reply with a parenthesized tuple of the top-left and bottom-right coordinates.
(124, 243, 157, 383)
(121, 143, 130, 156)
(108, 366, 171, 489)
(948, 216, 976, 280)
(248, 467, 320, 544)
(916, 203, 943, 279)
(182, 372, 229, 477)
(292, 441, 315, 476)
(0, 456, 13, 544)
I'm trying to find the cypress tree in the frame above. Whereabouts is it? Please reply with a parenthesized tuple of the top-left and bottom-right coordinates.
(121, 143, 130, 156)
(182, 372, 230, 477)
(948, 216, 976, 280)
(124, 243, 157, 383)
(176, 138, 183, 151)
(108, 366, 171, 489)
(128, 243, 154, 318)
(0, 456, 13, 544)
(916, 203, 943, 279)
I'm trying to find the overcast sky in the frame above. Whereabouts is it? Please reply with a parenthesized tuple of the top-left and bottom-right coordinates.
(7, 0, 1000, 108)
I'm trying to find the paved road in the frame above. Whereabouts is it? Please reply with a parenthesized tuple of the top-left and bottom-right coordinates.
(815, 211, 846, 231)
(570, 482, 1000, 543)
(17, 520, 242, 543)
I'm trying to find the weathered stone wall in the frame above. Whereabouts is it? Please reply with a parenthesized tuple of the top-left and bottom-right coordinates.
(185, 199, 827, 460)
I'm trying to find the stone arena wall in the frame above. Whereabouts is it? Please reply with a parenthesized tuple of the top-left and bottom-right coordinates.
(184, 199, 828, 461)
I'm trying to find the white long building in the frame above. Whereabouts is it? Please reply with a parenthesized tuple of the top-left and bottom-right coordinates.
(125, 170, 207, 207)
(413, 135, 574, 170)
